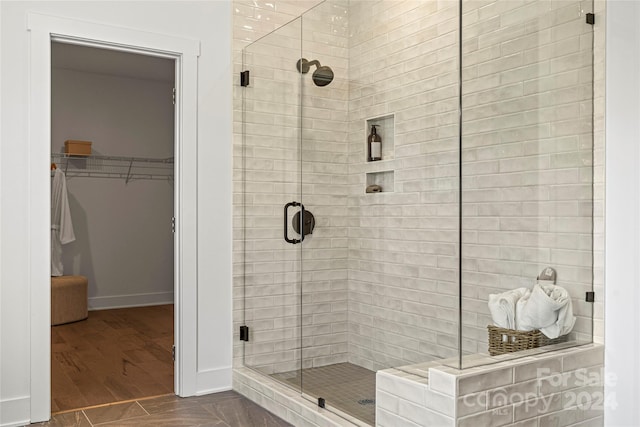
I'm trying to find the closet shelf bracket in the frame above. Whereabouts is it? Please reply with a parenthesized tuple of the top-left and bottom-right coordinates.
(125, 159, 134, 184)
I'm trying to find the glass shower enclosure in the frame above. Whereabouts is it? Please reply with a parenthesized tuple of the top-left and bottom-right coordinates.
(238, 0, 594, 424)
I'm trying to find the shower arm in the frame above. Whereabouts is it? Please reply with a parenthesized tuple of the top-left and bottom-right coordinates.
(305, 59, 321, 70)
(296, 58, 322, 74)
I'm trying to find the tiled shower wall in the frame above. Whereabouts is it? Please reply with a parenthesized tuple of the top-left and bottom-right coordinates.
(233, 0, 315, 371)
(233, 0, 351, 373)
(233, 0, 604, 375)
(346, 0, 461, 369)
(299, 0, 351, 369)
(346, 0, 596, 367)
(238, 18, 307, 374)
(458, 0, 595, 354)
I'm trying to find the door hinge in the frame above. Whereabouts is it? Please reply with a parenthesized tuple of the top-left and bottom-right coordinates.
(240, 325, 249, 341)
(586, 13, 595, 25)
(586, 291, 595, 303)
(172, 345, 175, 361)
(171, 217, 175, 233)
(172, 87, 176, 105)
(240, 70, 250, 87)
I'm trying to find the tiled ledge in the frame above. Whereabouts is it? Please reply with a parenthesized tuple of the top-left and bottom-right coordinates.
(378, 344, 604, 427)
(235, 344, 604, 427)
(377, 368, 456, 427)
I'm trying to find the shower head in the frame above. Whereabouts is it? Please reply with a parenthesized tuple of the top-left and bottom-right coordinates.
(312, 66, 334, 87)
(296, 58, 334, 87)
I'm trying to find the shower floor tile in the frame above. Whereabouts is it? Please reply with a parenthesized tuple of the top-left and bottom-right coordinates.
(271, 362, 376, 426)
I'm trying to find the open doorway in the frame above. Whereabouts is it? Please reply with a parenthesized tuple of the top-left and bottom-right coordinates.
(28, 14, 200, 422)
(49, 42, 176, 412)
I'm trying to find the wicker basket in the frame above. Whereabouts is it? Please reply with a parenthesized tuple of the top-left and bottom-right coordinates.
(487, 325, 568, 356)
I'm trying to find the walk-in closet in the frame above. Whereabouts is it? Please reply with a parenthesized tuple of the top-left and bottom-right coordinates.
(49, 42, 176, 412)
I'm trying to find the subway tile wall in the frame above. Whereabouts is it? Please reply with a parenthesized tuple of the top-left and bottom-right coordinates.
(233, 0, 602, 376)
(233, 0, 316, 371)
(233, 0, 350, 373)
(239, 19, 308, 374)
(346, 0, 461, 369)
(459, 0, 595, 355)
(377, 345, 604, 427)
(300, 0, 351, 369)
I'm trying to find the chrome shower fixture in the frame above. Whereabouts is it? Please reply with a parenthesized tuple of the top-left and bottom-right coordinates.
(296, 58, 334, 87)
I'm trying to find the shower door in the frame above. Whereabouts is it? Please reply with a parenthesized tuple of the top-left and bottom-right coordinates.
(240, 17, 304, 391)
(240, 2, 358, 421)
(241, 0, 461, 424)
(295, 0, 355, 421)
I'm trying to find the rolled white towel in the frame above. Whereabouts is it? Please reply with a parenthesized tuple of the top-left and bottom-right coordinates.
(488, 287, 528, 330)
(516, 283, 576, 339)
(515, 288, 533, 331)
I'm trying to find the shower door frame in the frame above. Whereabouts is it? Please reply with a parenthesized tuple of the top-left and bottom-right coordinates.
(27, 13, 200, 422)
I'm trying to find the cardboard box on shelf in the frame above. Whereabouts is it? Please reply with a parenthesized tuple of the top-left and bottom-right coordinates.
(64, 140, 92, 156)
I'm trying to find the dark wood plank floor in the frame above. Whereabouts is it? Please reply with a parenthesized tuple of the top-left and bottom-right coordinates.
(35, 391, 292, 426)
(51, 305, 174, 412)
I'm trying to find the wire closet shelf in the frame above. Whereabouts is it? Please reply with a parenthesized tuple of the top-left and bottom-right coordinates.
(51, 153, 174, 184)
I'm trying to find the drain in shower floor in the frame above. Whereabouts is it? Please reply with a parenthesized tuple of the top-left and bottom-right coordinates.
(357, 399, 376, 405)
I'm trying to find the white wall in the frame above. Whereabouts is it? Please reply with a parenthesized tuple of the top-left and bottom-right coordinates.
(52, 67, 174, 309)
(605, 1, 640, 425)
(0, 2, 232, 426)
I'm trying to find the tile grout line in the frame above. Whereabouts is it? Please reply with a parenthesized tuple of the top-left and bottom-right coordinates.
(42, 390, 290, 426)
(81, 410, 94, 426)
(136, 400, 151, 416)
(52, 392, 174, 415)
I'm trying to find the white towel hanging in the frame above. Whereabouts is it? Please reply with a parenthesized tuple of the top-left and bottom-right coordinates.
(51, 168, 75, 276)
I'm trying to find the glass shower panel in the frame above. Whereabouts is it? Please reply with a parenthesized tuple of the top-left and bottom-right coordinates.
(296, 0, 361, 423)
(296, 1, 461, 425)
(241, 18, 303, 390)
(460, 0, 594, 368)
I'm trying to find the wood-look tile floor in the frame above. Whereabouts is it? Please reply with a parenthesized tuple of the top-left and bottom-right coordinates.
(51, 305, 174, 412)
(35, 391, 292, 426)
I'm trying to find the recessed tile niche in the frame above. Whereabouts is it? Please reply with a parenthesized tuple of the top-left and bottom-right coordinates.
(365, 170, 394, 193)
(364, 114, 395, 193)
(364, 114, 394, 162)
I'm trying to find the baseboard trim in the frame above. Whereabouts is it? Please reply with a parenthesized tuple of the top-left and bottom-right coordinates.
(88, 291, 174, 310)
(0, 396, 30, 427)
(195, 366, 233, 396)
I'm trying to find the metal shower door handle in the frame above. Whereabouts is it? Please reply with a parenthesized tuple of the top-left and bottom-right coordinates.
(284, 201, 302, 244)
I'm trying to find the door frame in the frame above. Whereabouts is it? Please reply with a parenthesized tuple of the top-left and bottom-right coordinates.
(27, 13, 200, 422)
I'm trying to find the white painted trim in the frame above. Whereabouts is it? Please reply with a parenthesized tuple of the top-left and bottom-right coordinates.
(87, 292, 174, 311)
(27, 14, 200, 423)
(195, 367, 233, 396)
(27, 23, 53, 424)
(0, 396, 30, 427)
(28, 13, 200, 56)
(605, 1, 640, 425)
(174, 44, 199, 400)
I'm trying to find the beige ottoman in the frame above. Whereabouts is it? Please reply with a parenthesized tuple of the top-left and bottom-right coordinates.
(51, 275, 88, 326)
